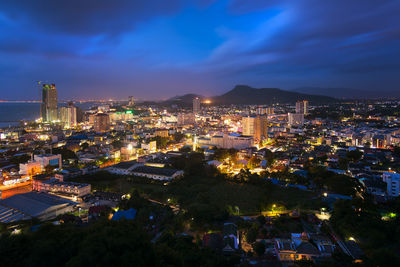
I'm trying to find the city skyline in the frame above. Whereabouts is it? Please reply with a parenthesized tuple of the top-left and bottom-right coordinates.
(0, 0, 399, 100)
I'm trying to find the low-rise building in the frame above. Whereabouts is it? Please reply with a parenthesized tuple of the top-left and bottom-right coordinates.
(0, 192, 76, 223)
(19, 161, 42, 176)
(107, 160, 142, 175)
(382, 172, 400, 197)
(34, 154, 62, 169)
(32, 178, 91, 198)
(131, 166, 183, 181)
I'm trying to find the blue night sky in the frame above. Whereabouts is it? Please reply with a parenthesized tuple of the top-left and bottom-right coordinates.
(0, 0, 399, 100)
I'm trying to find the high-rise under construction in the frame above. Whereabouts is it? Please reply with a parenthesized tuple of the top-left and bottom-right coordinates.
(41, 83, 58, 122)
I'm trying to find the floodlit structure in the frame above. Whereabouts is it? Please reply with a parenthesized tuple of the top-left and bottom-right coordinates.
(193, 97, 201, 114)
(41, 83, 58, 122)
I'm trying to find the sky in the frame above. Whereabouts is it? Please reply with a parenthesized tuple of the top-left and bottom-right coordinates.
(0, 0, 399, 100)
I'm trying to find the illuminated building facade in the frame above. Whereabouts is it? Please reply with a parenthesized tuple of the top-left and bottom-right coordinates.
(128, 96, 135, 106)
(59, 102, 77, 128)
(242, 115, 268, 142)
(288, 113, 304, 126)
(193, 97, 201, 114)
(94, 113, 110, 132)
(41, 83, 58, 122)
(296, 100, 309, 115)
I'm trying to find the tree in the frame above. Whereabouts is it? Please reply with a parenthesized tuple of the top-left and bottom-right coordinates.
(248, 156, 261, 169)
(44, 165, 56, 174)
(111, 140, 123, 149)
(10, 154, 31, 164)
(173, 132, 185, 143)
(80, 142, 89, 150)
(256, 215, 266, 226)
(246, 228, 258, 243)
(346, 150, 363, 162)
(253, 241, 265, 256)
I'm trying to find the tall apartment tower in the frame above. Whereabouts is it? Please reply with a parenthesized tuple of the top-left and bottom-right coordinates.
(42, 83, 58, 122)
(296, 100, 309, 115)
(242, 115, 268, 143)
(60, 102, 77, 128)
(193, 97, 201, 114)
(128, 96, 135, 106)
(94, 113, 110, 132)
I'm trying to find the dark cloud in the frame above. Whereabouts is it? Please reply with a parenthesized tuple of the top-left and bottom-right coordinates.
(0, 0, 185, 37)
(0, 0, 399, 99)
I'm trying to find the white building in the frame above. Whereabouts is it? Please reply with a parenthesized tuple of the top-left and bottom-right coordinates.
(242, 116, 255, 136)
(288, 113, 304, 127)
(107, 161, 142, 175)
(32, 178, 91, 198)
(296, 100, 309, 115)
(34, 154, 62, 169)
(383, 172, 400, 197)
(19, 161, 42, 176)
(198, 133, 254, 149)
(131, 166, 183, 181)
(59, 103, 77, 128)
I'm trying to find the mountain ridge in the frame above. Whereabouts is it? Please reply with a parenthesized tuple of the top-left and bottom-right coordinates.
(291, 87, 400, 99)
(211, 85, 336, 105)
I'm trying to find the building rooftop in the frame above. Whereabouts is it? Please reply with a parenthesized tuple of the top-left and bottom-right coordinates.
(0, 192, 76, 222)
(132, 166, 181, 176)
(111, 160, 138, 170)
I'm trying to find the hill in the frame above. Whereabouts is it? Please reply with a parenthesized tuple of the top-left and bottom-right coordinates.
(292, 87, 400, 99)
(212, 85, 336, 105)
(166, 94, 203, 104)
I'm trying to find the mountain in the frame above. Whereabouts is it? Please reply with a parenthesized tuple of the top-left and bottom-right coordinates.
(211, 85, 336, 105)
(154, 93, 203, 107)
(292, 87, 400, 99)
(166, 94, 203, 104)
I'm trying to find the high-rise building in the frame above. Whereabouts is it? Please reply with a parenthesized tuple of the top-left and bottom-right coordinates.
(41, 83, 58, 122)
(193, 97, 201, 114)
(128, 96, 135, 106)
(94, 113, 110, 132)
(267, 107, 274, 115)
(60, 102, 77, 128)
(242, 115, 268, 142)
(296, 100, 309, 115)
(242, 116, 255, 136)
(288, 113, 304, 126)
(257, 106, 266, 115)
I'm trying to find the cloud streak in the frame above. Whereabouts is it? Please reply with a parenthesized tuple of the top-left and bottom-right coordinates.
(0, 0, 399, 100)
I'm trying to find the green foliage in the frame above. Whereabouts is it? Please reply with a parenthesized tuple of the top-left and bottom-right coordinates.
(331, 199, 400, 265)
(51, 147, 77, 160)
(0, 219, 235, 267)
(173, 132, 185, 143)
(10, 153, 31, 164)
(211, 148, 238, 162)
(247, 156, 261, 169)
(307, 165, 359, 196)
(252, 241, 265, 256)
(246, 228, 258, 243)
(346, 150, 363, 162)
(80, 142, 89, 150)
(150, 136, 171, 150)
(111, 140, 123, 149)
(263, 149, 275, 167)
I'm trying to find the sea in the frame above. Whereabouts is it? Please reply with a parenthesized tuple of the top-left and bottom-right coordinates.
(0, 102, 94, 128)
